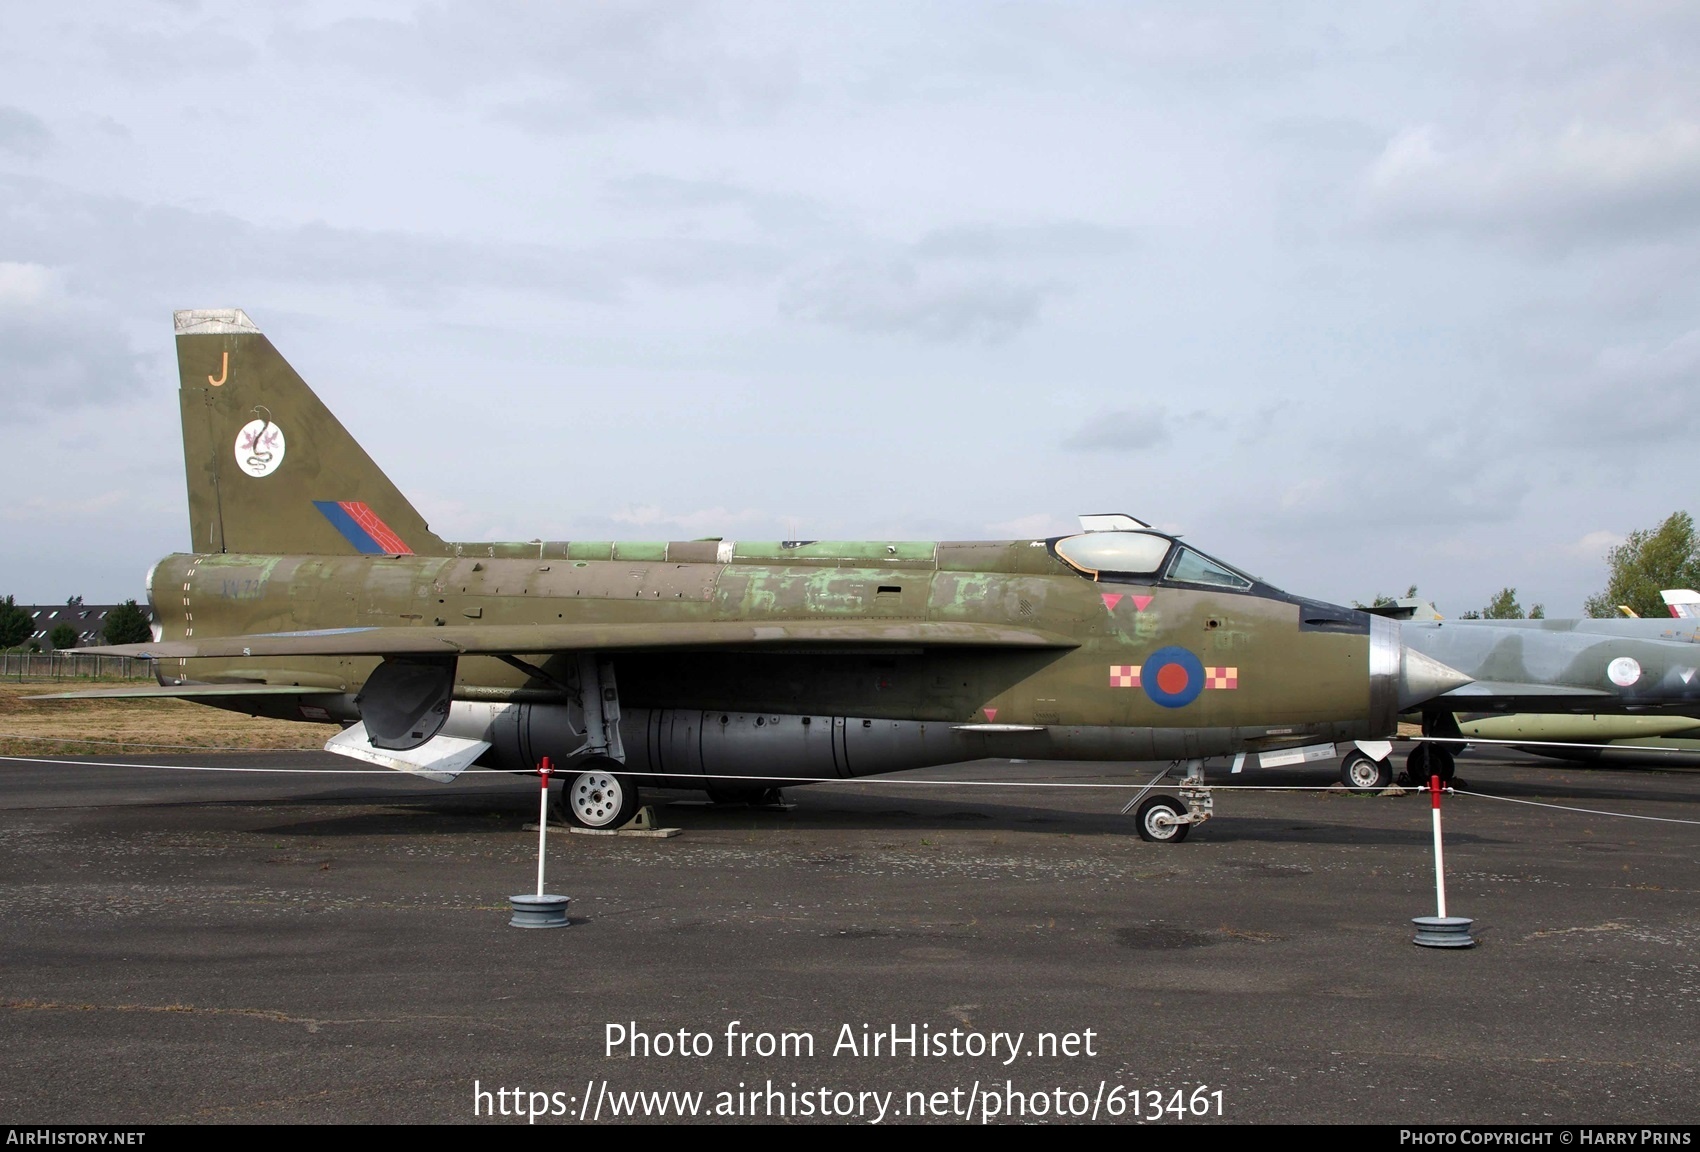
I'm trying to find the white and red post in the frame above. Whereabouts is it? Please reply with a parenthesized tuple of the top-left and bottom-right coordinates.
(537, 756, 553, 897)
(1429, 773, 1447, 918)
(1412, 770, 1474, 947)
(508, 755, 570, 928)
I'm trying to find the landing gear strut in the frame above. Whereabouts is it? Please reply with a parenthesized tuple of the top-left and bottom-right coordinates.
(1123, 759, 1213, 844)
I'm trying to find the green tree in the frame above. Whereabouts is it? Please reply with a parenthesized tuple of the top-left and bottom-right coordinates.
(1583, 512, 1700, 618)
(1475, 587, 1546, 620)
(1353, 584, 1420, 610)
(0, 596, 31, 650)
(1482, 587, 1521, 618)
(48, 622, 78, 650)
(101, 599, 153, 645)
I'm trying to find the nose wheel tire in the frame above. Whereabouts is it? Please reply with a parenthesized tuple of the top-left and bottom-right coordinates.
(566, 767, 639, 829)
(1340, 750, 1393, 792)
(1134, 795, 1191, 843)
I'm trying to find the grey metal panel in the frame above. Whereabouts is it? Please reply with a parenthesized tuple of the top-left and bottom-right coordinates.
(696, 711, 842, 783)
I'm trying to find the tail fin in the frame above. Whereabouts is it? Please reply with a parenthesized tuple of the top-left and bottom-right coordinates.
(175, 309, 448, 556)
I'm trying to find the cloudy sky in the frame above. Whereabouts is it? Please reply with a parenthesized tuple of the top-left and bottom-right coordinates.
(4, 2, 1699, 615)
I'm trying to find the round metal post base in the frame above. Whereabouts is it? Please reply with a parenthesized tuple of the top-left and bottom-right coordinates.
(1412, 915, 1476, 948)
(509, 894, 570, 929)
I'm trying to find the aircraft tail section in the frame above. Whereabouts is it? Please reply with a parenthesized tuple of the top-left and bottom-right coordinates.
(175, 309, 448, 556)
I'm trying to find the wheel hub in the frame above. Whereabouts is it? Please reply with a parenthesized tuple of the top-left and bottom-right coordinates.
(572, 772, 623, 826)
(1145, 807, 1180, 839)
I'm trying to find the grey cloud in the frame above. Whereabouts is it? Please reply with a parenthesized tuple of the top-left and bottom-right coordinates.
(601, 174, 840, 239)
(0, 175, 785, 303)
(781, 258, 1046, 343)
(1360, 122, 1700, 244)
(770, 216, 1141, 343)
(1542, 329, 1700, 445)
(912, 221, 1138, 262)
(606, 173, 770, 210)
(1271, 423, 1532, 531)
(0, 302, 148, 413)
(0, 106, 51, 158)
(836, 4, 1333, 101)
(1342, 3, 1700, 248)
(279, 2, 799, 129)
(1060, 408, 1171, 452)
(274, 3, 1337, 133)
(1262, 115, 1383, 154)
(93, 25, 258, 83)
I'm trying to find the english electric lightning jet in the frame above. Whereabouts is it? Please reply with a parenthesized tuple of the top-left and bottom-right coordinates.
(57, 308, 1613, 841)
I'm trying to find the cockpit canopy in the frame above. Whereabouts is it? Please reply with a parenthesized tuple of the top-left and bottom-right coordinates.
(1053, 530, 1255, 591)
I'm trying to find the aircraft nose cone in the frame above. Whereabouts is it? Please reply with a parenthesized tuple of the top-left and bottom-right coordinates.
(1398, 647, 1473, 710)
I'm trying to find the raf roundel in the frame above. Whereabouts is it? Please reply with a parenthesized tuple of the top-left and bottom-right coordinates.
(1141, 645, 1206, 709)
(234, 418, 286, 478)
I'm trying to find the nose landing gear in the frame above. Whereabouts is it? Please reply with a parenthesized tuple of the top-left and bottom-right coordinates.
(1124, 759, 1213, 843)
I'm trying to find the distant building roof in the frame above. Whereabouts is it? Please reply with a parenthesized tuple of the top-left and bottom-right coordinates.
(21, 602, 155, 648)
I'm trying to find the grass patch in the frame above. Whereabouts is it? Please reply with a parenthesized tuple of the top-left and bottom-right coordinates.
(0, 679, 328, 757)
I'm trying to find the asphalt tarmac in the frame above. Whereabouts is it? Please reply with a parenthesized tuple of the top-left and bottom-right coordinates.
(1, 746, 1696, 1125)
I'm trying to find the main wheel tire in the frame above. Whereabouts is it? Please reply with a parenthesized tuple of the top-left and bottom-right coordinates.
(1135, 795, 1191, 843)
(1340, 750, 1393, 792)
(1406, 745, 1433, 786)
(1406, 744, 1456, 787)
(566, 766, 639, 829)
(1430, 745, 1456, 783)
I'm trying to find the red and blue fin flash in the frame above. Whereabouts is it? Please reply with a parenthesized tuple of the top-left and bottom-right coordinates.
(313, 501, 414, 555)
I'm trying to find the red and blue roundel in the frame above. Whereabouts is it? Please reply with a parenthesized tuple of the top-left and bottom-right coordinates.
(1142, 646, 1206, 709)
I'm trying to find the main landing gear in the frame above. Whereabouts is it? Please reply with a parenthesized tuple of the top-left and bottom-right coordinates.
(1339, 744, 1457, 791)
(1124, 759, 1213, 844)
(1403, 743, 1456, 787)
(1339, 748, 1394, 792)
(535, 652, 641, 830)
(1400, 712, 1463, 788)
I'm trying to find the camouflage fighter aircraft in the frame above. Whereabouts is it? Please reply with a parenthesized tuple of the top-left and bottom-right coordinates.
(1449, 590, 1700, 768)
(1339, 595, 1700, 789)
(62, 309, 1509, 842)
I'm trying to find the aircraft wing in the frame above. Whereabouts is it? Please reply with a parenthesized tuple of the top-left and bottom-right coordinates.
(78, 620, 1079, 660)
(24, 683, 339, 701)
